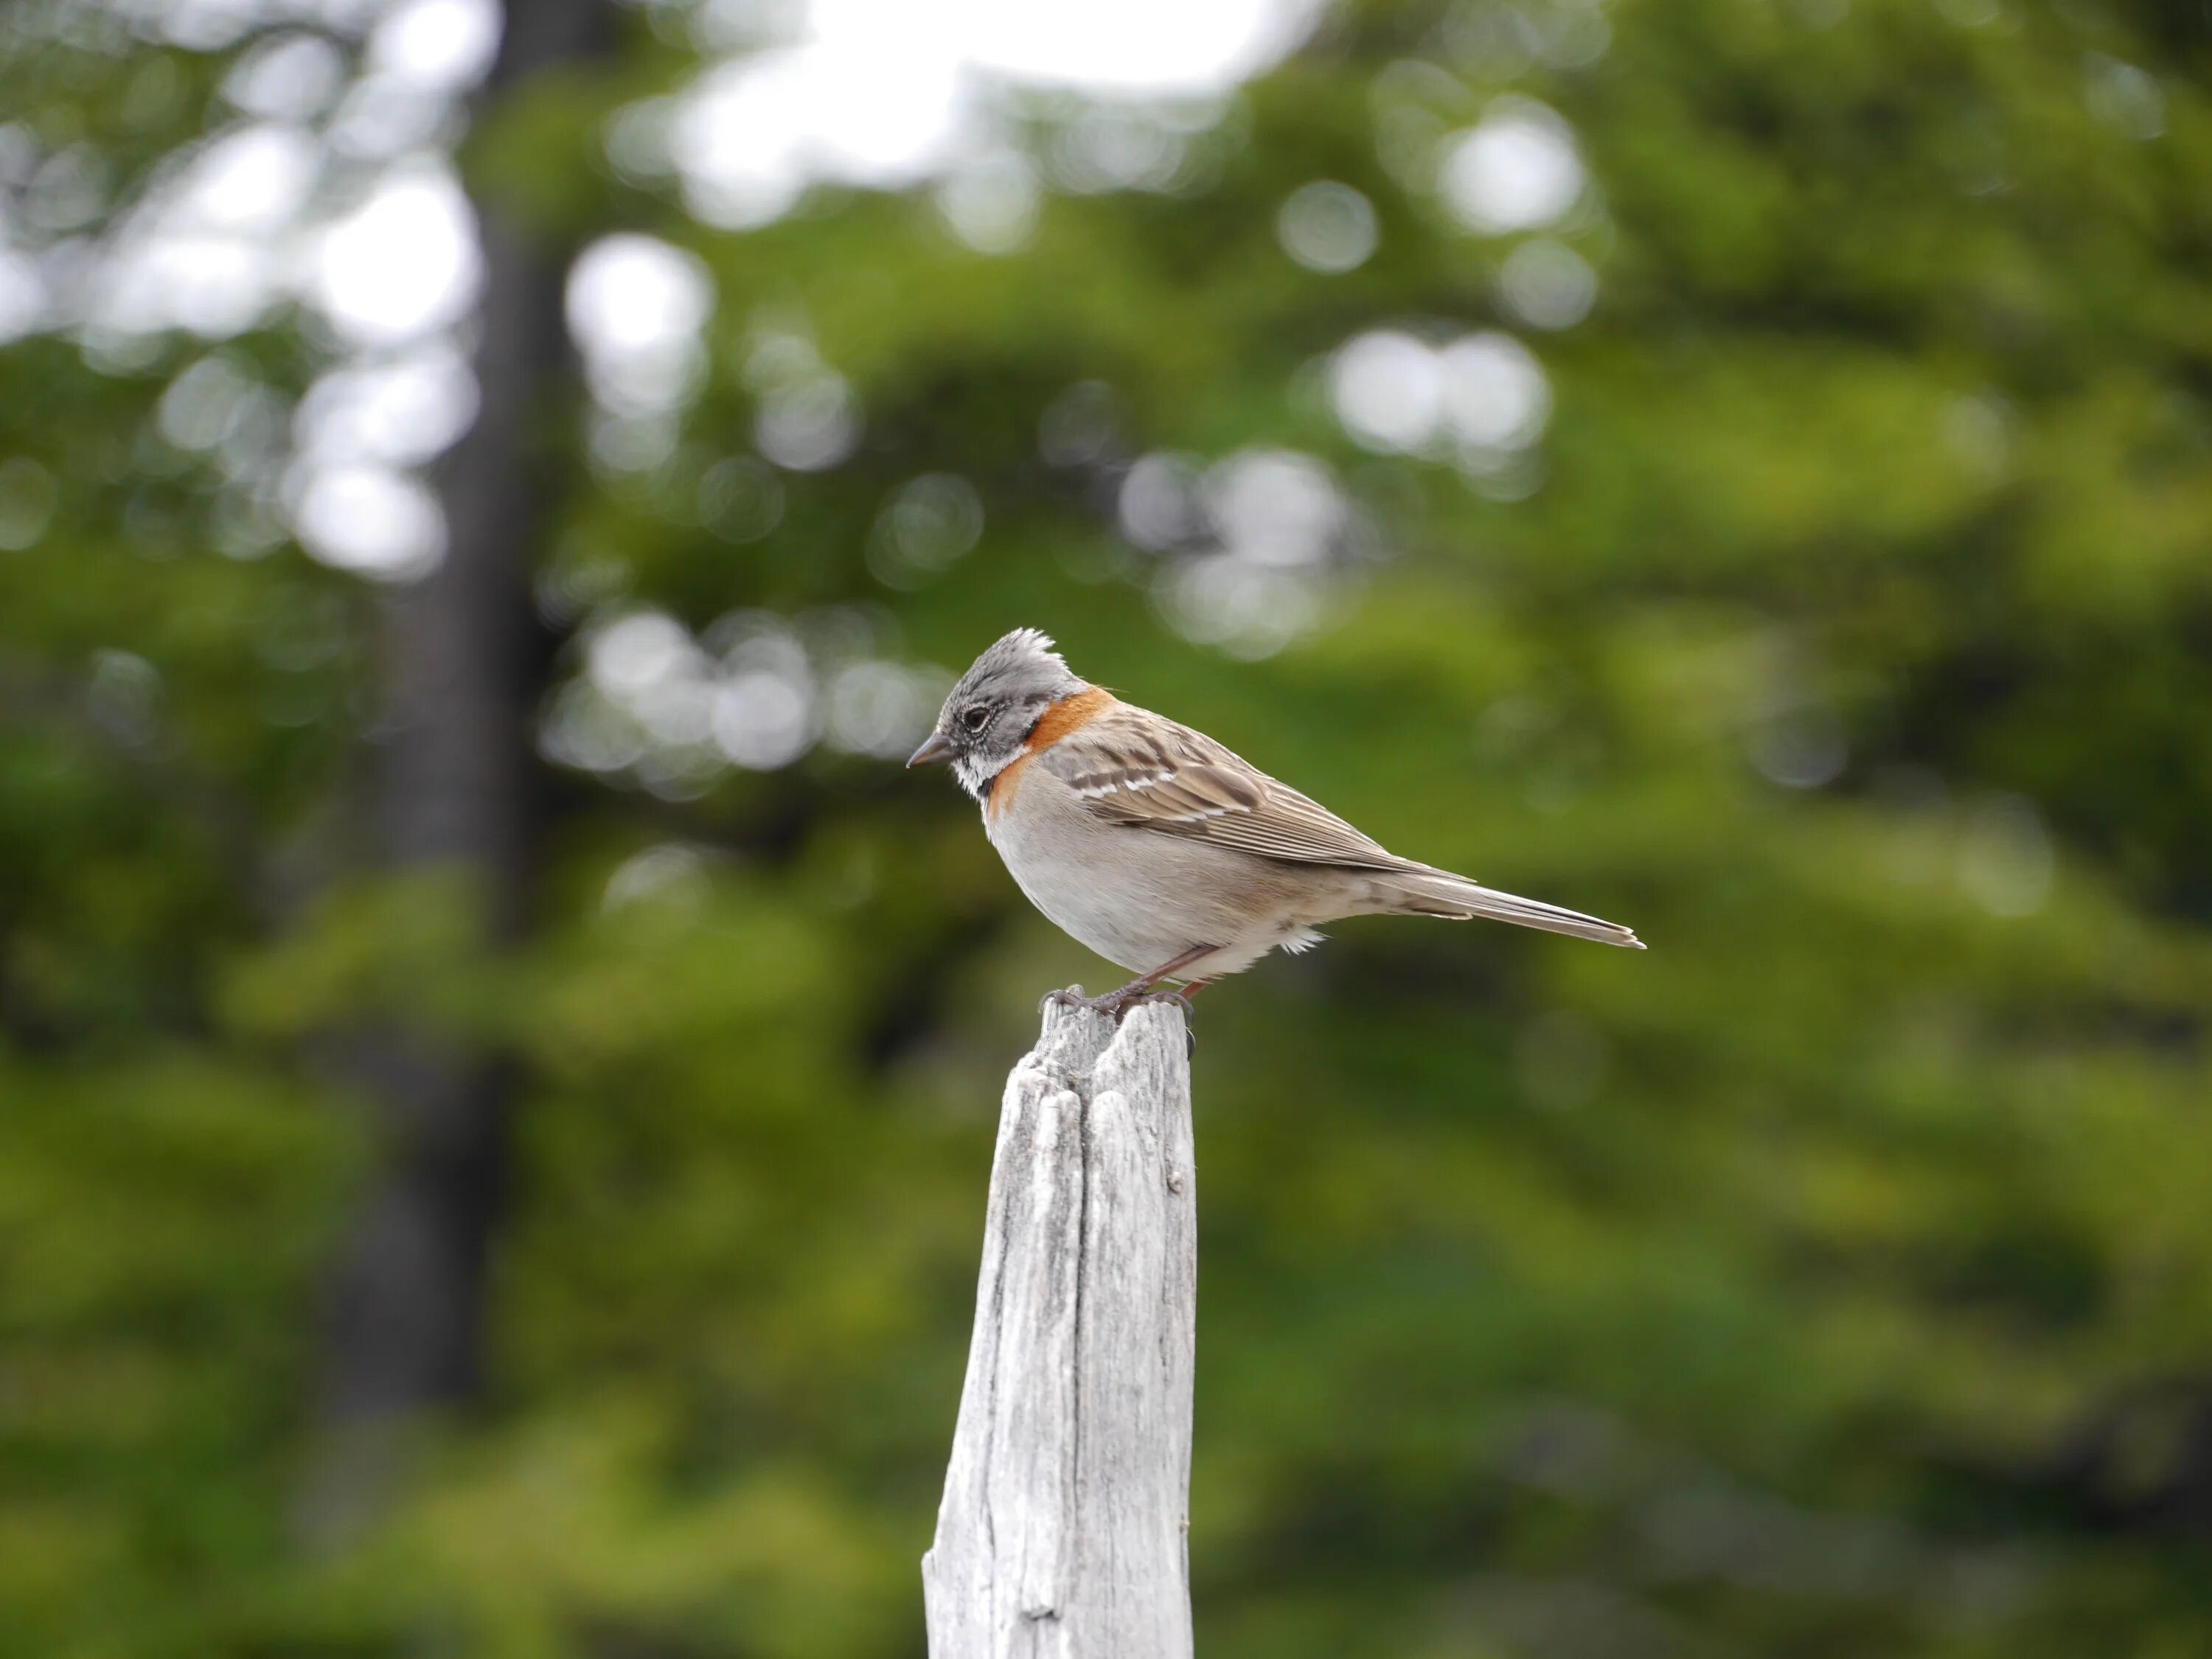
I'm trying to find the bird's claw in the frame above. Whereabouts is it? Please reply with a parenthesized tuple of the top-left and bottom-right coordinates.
(1043, 985, 1196, 1036)
(1043, 986, 1147, 1021)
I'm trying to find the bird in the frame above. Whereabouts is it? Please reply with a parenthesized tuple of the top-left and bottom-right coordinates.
(908, 629, 1643, 1018)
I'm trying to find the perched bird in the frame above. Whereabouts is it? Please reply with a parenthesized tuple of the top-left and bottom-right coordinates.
(909, 629, 1643, 1016)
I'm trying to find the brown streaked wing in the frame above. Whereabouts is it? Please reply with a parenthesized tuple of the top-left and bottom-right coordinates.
(1036, 704, 1414, 872)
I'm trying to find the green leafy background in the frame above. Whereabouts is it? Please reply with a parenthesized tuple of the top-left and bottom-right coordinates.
(4, 1, 2212, 1654)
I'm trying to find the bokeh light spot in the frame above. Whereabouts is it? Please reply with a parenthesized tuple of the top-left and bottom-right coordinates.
(1439, 97, 1584, 234)
(293, 464, 446, 582)
(1498, 237, 1596, 330)
(1277, 180, 1378, 274)
(312, 161, 483, 347)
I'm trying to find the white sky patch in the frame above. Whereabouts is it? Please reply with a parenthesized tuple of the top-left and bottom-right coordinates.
(665, 0, 1321, 229)
(326, 69, 462, 159)
(947, 0, 1312, 91)
(182, 123, 321, 232)
(91, 229, 280, 339)
(669, 44, 974, 227)
(126, 0, 394, 53)
(48, 0, 1360, 602)
(52, 0, 1326, 358)
(1439, 333, 1550, 451)
(293, 462, 446, 582)
(0, 251, 47, 344)
(311, 159, 481, 346)
(1329, 330, 1445, 454)
(1438, 97, 1585, 234)
(72, 118, 323, 341)
(566, 233, 715, 417)
(367, 0, 503, 89)
(292, 344, 479, 468)
(225, 32, 349, 121)
(1329, 327, 1552, 479)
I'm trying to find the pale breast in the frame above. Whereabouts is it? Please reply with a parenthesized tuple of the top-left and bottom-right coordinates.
(984, 760, 1333, 977)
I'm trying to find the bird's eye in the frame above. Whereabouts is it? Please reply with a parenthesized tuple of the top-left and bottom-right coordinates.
(961, 706, 990, 732)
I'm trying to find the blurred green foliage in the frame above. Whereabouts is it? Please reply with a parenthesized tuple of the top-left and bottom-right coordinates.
(5, 1, 2212, 1655)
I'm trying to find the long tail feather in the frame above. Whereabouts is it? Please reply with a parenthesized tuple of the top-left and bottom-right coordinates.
(1377, 868, 1644, 949)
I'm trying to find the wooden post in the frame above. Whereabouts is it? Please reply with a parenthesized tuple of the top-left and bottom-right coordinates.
(923, 997, 1198, 1659)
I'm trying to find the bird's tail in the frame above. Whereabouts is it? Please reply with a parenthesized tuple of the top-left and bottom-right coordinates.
(1369, 866, 1644, 949)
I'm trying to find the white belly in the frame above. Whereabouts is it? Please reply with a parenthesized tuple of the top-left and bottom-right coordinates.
(984, 768, 1327, 981)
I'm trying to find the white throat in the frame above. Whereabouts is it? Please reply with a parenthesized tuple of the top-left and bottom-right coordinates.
(953, 748, 1018, 801)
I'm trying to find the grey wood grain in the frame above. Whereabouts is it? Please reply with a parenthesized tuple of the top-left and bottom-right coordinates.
(923, 997, 1197, 1658)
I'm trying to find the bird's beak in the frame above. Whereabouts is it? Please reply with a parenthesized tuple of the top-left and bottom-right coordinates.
(907, 731, 955, 768)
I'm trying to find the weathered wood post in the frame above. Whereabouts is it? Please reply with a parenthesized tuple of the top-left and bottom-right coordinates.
(923, 996, 1197, 1658)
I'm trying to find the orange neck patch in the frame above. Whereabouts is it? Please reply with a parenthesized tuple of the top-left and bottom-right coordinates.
(986, 686, 1115, 819)
(1024, 686, 1114, 750)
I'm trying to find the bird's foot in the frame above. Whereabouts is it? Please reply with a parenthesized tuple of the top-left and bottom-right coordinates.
(1043, 984, 1145, 1021)
(1043, 983, 1194, 1027)
(1043, 985, 1117, 1018)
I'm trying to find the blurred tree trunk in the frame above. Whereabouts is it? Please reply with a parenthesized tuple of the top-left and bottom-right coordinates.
(305, 0, 612, 1540)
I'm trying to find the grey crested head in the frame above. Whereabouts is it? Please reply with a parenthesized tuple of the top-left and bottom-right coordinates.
(907, 627, 1091, 799)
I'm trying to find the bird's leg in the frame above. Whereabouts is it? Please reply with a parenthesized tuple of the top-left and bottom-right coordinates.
(1046, 945, 1216, 1022)
(1130, 977, 1211, 1020)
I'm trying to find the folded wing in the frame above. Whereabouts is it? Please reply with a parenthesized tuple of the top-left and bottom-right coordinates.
(1037, 703, 1643, 949)
(1038, 704, 1410, 869)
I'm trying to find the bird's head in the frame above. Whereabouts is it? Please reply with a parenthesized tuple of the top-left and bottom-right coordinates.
(908, 627, 1088, 799)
